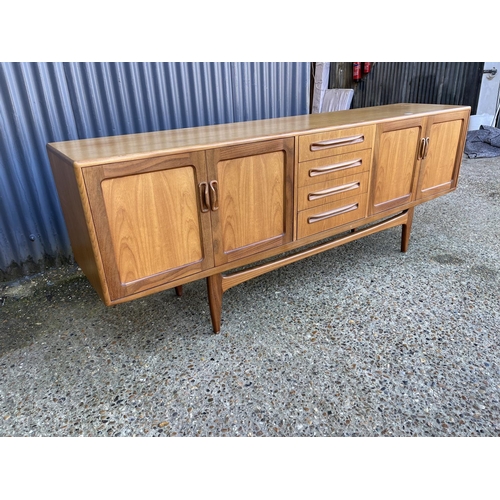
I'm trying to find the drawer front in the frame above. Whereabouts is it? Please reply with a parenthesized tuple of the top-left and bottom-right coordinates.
(299, 125, 375, 162)
(297, 193, 368, 239)
(297, 149, 372, 187)
(298, 171, 370, 211)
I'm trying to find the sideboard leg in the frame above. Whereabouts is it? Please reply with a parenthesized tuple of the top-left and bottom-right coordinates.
(401, 207, 415, 253)
(175, 285, 183, 297)
(206, 274, 223, 334)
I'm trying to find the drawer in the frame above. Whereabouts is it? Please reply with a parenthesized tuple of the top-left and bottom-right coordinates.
(298, 125, 375, 162)
(298, 171, 370, 211)
(298, 149, 372, 187)
(297, 193, 368, 239)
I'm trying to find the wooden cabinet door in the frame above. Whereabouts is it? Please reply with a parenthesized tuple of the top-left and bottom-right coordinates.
(82, 152, 214, 301)
(370, 118, 425, 215)
(416, 110, 469, 199)
(206, 138, 294, 266)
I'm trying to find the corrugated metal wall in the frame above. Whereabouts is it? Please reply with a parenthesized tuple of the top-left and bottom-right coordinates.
(327, 62, 483, 113)
(0, 62, 310, 281)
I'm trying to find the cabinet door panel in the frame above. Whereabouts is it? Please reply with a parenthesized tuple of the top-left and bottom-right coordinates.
(101, 168, 203, 282)
(83, 152, 214, 300)
(370, 118, 424, 215)
(417, 111, 468, 199)
(207, 139, 294, 266)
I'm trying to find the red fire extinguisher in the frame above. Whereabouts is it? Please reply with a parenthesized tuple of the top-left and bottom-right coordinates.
(363, 62, 372, 74)
(353, 62, 362, 82)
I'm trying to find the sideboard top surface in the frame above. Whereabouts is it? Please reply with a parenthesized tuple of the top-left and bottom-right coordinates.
(47, 103, 470, 167)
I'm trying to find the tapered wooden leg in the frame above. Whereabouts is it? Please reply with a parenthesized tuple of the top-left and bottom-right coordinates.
(401, 207, 415, 253)
(206, 274, 223, 334)
(175, 285, 183, 297)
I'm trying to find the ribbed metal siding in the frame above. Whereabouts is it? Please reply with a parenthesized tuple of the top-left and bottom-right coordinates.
(0, 62, 310, 280)
(231, 62, 307, 121)
(63, 62, 237, 137)
(328, 62, 483, 113)
(0, 63, 76, 278)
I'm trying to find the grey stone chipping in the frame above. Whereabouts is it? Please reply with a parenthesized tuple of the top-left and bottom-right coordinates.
(0, 155, 499, 437)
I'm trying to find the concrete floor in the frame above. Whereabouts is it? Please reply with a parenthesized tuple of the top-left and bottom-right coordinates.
(1, 155, 499, 437)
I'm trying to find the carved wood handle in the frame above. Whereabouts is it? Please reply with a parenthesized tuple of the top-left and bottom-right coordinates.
(418, 137, 430, 159)
(423, 137, 430, 159)
(209, 180, 219, 211)
(199, 182, 210, 213)
(308, 181, 360, 201)
(310, 134, 364, 151)
(307, 203, 359, 224)
(309, 158, 362, 177)
(418, 138, 425, 159)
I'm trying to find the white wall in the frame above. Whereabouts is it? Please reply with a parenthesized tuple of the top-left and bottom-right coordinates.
(469, 62, 500, 130)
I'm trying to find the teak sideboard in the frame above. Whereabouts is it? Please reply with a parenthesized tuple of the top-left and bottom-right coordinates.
(47, 103, 470, 333)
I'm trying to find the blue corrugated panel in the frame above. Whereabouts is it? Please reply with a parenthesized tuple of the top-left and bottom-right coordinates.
(0, 62, 310, 280)
(0, 62, 76, 278)
(63, 62, 238, 137)
(232, 62, 308, 121)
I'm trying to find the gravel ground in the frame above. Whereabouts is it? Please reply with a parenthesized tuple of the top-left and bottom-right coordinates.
(1, 155, 499, 437)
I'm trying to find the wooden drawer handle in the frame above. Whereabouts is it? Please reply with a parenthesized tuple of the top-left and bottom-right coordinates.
(309, 158, 362, 177)
(310, 134, 364, 151)
(308, 202, 359, 224)
(308, 181, 361, 201)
